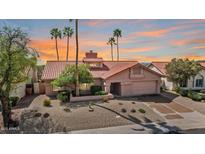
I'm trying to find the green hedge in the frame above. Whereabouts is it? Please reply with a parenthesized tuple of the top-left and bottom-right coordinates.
(178, 89, 189, 97)
(90, 85, 102, 95)
(57, 91, 70, 102)
(187, 90, 203, 101)
(95, 91, 108, 95)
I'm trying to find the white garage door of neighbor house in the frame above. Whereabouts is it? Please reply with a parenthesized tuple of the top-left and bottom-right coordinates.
(130, 81, 157, 96)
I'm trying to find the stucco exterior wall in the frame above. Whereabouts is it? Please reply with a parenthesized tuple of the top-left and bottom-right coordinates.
(10, 82, 26, 98)
(104, 66, 161, 96)
(185, 70, 205, 90)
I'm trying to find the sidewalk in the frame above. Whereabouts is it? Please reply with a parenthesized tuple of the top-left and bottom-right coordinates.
(70, 123, 178, 134)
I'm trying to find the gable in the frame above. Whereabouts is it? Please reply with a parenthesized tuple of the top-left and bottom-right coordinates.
(106, 64, 161, 82)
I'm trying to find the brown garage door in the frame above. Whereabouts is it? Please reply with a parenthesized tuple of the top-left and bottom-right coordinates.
(121, 81, 157, 96)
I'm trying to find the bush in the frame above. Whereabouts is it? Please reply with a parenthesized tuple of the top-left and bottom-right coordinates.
(9, 97, 19, 107)
(95, 91, 107, 95)
(57, 90, 70, 102)
(138, 108, 146, 114)
(43, 99, 51, 107)
(178, 89, 188, 96)
(175, 86, 181, 93)
(90, 85, 102, 95)
(121, 108, 127, 113)
(131, 109, 136, 113)
(187, 90, 203, 101)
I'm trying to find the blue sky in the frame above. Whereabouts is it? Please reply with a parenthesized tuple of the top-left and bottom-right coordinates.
(0, 19, 205, 61)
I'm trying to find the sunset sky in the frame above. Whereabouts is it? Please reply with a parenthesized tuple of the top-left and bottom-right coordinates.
(1, 19, 205, 62)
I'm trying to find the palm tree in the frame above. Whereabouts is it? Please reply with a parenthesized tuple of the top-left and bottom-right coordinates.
(50, 28, 62, 61)
(113, 29, 122, 61)
(107, 37, 116, 61)
(63, 27, 74, 62)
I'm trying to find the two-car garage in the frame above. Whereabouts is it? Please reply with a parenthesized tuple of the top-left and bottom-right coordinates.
(110, 80, 159, 97)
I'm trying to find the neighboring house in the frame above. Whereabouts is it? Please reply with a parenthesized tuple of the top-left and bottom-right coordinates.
(41, 51, 163, 97)
(148, 62, 205, 91)
(9, 59, 46, 99)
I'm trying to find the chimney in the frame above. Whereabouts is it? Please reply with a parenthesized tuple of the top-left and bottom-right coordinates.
(85, 50, 97, 58)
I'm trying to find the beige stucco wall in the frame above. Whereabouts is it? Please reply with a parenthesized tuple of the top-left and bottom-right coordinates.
(104, 66, 161, 96)
(184, 70, 205, 90)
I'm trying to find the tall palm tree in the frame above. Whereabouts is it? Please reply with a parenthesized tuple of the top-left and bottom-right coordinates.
(107, 37, 116, 61)
(75, 19, 80, 96)
(63, 27, 74, 62)
(113, 29, 122, 61)
(50, 28, 62, 61)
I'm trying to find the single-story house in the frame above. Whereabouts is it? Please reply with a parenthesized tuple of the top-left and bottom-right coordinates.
(148, 62, 205, 91)
(41, 51, 163, 97)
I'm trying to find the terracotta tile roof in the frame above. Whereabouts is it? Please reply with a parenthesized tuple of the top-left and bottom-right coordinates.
(200, 62, 205, 68)
(151, 61, 205, 75)
(41, 61, 139, 80)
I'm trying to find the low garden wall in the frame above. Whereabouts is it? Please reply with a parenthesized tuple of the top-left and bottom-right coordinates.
(70, 93, 114, 102)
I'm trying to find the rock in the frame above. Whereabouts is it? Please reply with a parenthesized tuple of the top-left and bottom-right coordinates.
(19, 109, 67, 134)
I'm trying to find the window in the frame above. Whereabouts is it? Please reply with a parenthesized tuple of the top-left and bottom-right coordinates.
(195, 75, 204, 87)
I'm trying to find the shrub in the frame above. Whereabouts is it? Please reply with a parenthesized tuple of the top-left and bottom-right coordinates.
(131, 109, 136, 113)
(175, 86, 181, 93)
(187, 90, 203, 101)
(57, 90, 70, 102)
(178, 89, 188, 96)
(138, 108, 146, 114)
(121, 108, 127, 113)
(192, 94, 203, 101)
(43, 113, 50, 118)
(43, 99, 51, 107)
(9, 97, 19, 107)
(95, 91, 107, 95)
(90, 85, 102, 95)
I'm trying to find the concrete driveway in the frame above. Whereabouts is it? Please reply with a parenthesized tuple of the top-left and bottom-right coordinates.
(138, 94, 205, 131)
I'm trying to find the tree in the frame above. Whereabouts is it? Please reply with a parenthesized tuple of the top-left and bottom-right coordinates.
(0, 26, 37, 128)
(165, 58, 202, 87)
(74, 19, 80, 96)
(50, 28, 61, 61)
(113, 29, 122, 61)
(107, 37, 116, 61)
(52, 64, 93, 89)
(63, 27, 73, 62)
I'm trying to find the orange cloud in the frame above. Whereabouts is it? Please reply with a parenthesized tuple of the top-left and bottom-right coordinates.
(171, 38, 205, 47)
(130, 27, 177, 38)
(121, 46, 159, 53)
(29, 39, 85, 61)
(171, 39, 189, 46)
(192, 46, 205, 50)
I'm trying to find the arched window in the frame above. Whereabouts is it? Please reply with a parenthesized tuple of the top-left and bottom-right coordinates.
(195, 75, 204, 87)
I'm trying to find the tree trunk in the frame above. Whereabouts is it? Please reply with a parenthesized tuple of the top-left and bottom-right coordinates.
(55, 38, 59, 61)
(117, 37, 119, 61)
(75, 19, 80, 96)
(66, 36, 69, 62)
(0, 96, 11, 128)
(111, 44, 113, 61)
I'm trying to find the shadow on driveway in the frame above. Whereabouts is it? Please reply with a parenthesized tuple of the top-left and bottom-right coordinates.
(95, 104, 182, 134)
